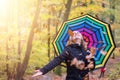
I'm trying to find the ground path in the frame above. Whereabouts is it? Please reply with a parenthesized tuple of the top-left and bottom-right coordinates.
(27, 55, 120, 80)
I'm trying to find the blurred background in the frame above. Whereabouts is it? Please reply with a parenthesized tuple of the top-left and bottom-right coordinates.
(0, 0, 120, 80)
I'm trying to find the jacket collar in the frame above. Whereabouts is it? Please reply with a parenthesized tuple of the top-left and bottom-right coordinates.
(70, 44, 83, 49)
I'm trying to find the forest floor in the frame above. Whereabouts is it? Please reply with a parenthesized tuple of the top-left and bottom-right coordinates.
(89, 55, 120, 80)
(28, 53, 120, 80)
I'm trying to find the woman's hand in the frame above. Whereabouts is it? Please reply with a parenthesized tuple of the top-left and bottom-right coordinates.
(32, 70, 43, 78)
(90, 47, 96, 55)
(86, 54, 92, 60)
(87, 61, 94, 69)
(70, 58, 78, 66)
(76, 60, 85, 70)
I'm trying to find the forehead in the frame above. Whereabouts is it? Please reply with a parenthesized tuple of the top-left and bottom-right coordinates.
(73, 31, 82, 38)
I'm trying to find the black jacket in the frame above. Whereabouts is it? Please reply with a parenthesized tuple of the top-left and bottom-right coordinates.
(40, 44, 95, 80)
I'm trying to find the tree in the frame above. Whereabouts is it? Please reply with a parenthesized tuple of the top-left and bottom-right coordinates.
(15, 0, 41, 80)
(55, 0, 73, 76)
(48, 11, 51, 61)
(63, 0, 73, 22)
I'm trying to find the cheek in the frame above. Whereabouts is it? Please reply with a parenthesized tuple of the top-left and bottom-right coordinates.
(76, 39, 82, 42)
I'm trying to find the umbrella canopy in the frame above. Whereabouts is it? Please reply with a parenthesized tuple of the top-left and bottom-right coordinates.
(53, 15, 116, 69)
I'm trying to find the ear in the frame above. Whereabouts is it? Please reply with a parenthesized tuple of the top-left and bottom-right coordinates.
(68, 29, 74, 37)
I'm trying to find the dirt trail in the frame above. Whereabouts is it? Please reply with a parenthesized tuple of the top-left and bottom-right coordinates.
(28, 56, 120, 80)
(89, 56, 120, 80)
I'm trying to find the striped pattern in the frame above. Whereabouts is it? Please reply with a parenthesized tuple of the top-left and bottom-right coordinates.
(53, 15, 116, 69)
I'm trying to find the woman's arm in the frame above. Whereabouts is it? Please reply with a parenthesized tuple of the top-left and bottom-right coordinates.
(40, 51, 69, 75)
(32, 51, 69, 77)
(32, 46, 71, 77)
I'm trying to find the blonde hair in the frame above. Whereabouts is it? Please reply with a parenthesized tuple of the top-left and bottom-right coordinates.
(67, 30, 87, 50)
(66, 37, 88, 52)
(66, 37, 85, 46)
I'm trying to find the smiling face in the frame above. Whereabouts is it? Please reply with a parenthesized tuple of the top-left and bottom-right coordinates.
(73, 31, 83, 45)
(68, 29, 83, 46)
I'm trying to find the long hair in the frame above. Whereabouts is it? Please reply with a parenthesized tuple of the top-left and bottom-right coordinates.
(67, 29, 88, 50)
(66, 37, 85, 46)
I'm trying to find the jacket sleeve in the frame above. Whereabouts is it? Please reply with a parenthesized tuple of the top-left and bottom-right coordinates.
(40, 49, 70, 75)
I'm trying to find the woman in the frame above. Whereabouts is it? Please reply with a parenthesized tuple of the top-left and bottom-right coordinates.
(32, 30, 95, 80)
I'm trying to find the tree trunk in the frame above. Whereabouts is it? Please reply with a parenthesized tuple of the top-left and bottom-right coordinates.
(55, 0, 73, 76)
(15, 0, 22, 79)
(63, 0, 73, 22)
(6, 41, 10, 80)
(15, 0, 41, 80)
(48, 15, 51, 61)
(56, 6, 63, 34)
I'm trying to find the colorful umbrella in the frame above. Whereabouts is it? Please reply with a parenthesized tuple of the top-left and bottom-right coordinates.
(53, 15, 116, 69)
